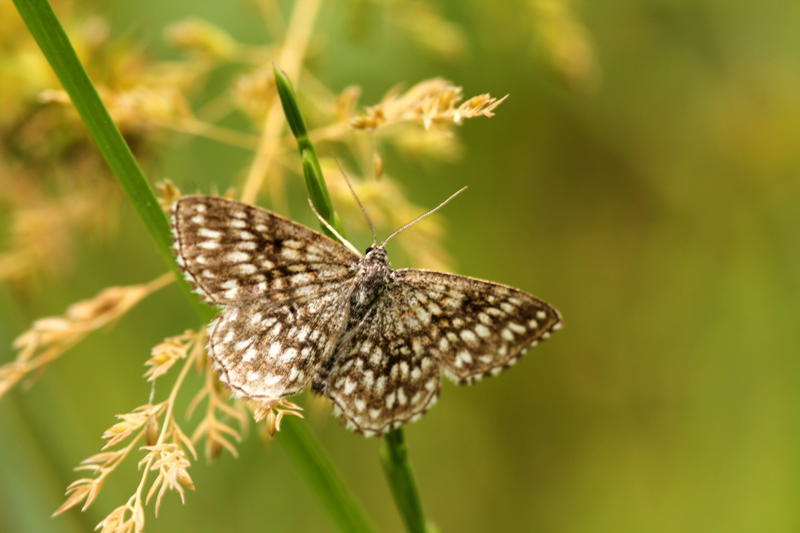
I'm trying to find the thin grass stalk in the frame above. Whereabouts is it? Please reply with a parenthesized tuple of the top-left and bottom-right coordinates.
(274, 64, 430, 533)
(381, 430, 427, 533)
(274, 64, 345, 238)
(12, 2, 377, 532)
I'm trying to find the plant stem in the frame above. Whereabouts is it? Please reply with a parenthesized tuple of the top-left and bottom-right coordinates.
(275, 64, 430, 533)
(380, 430, 427, 533)
(273, 64, 345, 239)
(13, 2, 377, 532)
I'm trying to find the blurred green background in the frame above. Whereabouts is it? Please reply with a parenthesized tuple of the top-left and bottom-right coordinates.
(2, 1, 800, 532)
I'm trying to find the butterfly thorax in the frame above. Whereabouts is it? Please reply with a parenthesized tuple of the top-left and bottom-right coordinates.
(311, 246, 393, 394)
(349, 246, 392, 320)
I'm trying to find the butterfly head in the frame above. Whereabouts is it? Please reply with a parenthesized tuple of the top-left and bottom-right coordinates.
(364, 245, 389, 265)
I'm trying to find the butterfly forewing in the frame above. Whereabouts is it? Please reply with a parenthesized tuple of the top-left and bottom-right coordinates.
(210, 285, 353, 401)
(395, 270, 562, 385)
(171, 196, 360, 306)
(320, 282, 441, 435)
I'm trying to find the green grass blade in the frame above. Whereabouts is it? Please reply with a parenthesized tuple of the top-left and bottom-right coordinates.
(380, 429, 427, 533)
(274, 64, 346, 238)
(13, 2, 378, 533)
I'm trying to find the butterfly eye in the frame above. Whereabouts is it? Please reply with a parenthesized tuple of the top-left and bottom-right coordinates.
(365, 246, 373, 254)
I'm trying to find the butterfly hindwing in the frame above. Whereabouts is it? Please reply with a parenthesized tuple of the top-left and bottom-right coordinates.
(209, 284, 354, 402)
(320, 281, 441, 435)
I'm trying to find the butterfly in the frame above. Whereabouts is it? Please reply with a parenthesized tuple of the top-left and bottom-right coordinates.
(171, 193, 561, 436)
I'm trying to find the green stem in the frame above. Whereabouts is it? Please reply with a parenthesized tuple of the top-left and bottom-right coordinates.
(380, 430, 427, 533)
(13, 2, 377, 533)
(273, 64, 345, 239)
(275, 65, 430, 533)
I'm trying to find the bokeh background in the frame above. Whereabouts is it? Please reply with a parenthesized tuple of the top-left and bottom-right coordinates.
(2, 1, 800, 532)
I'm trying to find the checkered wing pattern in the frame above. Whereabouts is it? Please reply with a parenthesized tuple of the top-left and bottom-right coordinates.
(209, 285, 353, 402)
(396, 269, 562, 385)
(322, 269, 561, 435)
(321, 281, 442, 436)
(171, 195, 360, 306)
(171, 194, 563, 436)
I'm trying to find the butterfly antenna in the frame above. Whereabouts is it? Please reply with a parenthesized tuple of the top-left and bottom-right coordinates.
(334, 155, 378, 247)
(382, 186, 468, 247)
(307, 199, 363, 258)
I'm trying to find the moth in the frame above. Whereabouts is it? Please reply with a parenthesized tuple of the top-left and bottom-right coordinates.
(171, 191, 561, 436)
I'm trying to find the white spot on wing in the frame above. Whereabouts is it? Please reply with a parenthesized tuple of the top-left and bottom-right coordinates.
(227, 251, 250, 262)
(236, 264, 258, 275)
(198, 228, 221, 239)
(268, 342, 281, 358)
(363, 370, 375, 390)
(375, 376, 386, 395)
(223, 287, 239, 299)
(412, 338, 424, 356)
(369, 346, 383, 366)
(508, 322, 526, 334)
(234, 339, 253, 350)
(279, 347, 298, 363)
(459, 330, 478, 344)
